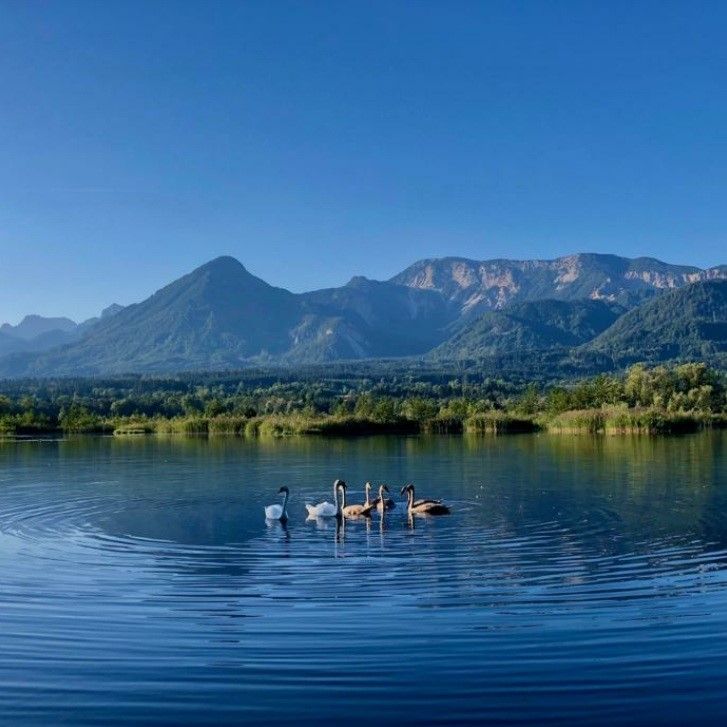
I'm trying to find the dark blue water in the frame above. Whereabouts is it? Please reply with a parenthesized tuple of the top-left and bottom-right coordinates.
(0, 433, 725, 725)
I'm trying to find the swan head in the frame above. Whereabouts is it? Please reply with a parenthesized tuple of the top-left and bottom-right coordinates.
(365, 482, 372, 492)
(278, 486, 289, 494)
(334, 479, 346, 492)
(380, 484, 389, 495)
(400, 484, 413, 497)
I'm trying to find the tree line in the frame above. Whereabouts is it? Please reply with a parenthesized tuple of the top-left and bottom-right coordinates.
(0, 362, 723, 435)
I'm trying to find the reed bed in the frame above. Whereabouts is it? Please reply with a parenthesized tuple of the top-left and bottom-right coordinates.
(464, 412, 539, 434)
(1, 408, 717, 439)
(544, 407, 710, 434)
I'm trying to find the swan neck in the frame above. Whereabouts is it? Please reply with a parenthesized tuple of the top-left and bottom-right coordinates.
(332, 484, 341, 514)
(281, 490, 289, 517)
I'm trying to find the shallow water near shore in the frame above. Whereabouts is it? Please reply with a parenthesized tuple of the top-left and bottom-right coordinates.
(0, 432, 725, 725)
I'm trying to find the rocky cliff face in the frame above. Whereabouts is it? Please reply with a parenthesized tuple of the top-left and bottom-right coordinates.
(391, 253, 726, 315)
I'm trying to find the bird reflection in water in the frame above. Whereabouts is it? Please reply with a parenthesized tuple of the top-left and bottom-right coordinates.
(265, 517, 290, 542)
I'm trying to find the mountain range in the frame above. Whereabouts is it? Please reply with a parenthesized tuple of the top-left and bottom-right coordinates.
(0, 305, 124, 359)
(392, 254, 726, 314)
(0, 253, 724, 377)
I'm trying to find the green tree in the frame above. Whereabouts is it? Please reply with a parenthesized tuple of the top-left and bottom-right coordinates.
(205, 398, 225, 417)
(402, 397, 438, 422)
(354, 393, 375, 418)
(515, 384, 540, 415)
(546, 387, 572, 415)
(372, 397, 397, 423)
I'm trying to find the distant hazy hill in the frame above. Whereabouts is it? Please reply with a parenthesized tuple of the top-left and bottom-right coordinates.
(585, 280, 727, 363)
(0, 314, 77, 340)
(432, 299, 624, 360)
(0, 315, 80, 358)
(392, 253, 725, 315)
(0, 254, 724, 376)
(0, 306, 125, 359)
(0, 331, 28, 358)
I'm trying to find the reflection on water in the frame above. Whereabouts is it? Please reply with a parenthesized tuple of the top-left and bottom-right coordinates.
(0, 432, 725, 725)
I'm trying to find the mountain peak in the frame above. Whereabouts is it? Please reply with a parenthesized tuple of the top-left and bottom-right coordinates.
(345, 275, 374, 288)
(198, 256, 248, 274)
(101, 304, 124, 319)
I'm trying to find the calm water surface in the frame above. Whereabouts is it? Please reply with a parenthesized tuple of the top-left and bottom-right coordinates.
(0, 433, 725, 725)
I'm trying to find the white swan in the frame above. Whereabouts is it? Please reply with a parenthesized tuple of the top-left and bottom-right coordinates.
(265, 486, 290, 521)
(305, 479, 343, 518)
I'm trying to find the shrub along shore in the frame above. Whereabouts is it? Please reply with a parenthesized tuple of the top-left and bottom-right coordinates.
(0, 362, 724, 437)
(108, 408, 725, 437)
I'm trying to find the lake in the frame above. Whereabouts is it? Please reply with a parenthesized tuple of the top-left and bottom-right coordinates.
(0, 432, 725, 725)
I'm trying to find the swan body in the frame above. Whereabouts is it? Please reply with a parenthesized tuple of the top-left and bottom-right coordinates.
(265, 486, 290, 521)
(400, 484, 450, 515)
(365, 482, 395, 511)
(305, 500, 337, 518)
(340, 481, 374, 518)
(305, 479, 343, 518)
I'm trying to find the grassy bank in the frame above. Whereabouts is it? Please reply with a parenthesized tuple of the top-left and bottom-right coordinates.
(2, 408, 720, 439)
(108, 407, 722, 438)
(121, 407, 726, 437)
(542, 407, 714, 434)
(111, 414, 421, 438)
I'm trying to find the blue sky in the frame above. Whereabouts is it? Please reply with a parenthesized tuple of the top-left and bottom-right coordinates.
(1, 1, 726, 323)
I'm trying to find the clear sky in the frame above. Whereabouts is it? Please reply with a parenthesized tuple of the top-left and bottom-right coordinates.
(1, 0, 726, 323)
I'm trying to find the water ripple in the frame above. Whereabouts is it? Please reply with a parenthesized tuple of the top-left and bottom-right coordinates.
(0, 434, 726, 724)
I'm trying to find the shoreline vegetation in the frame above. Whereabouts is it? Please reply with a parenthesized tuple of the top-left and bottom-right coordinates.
(112, 408, 725, 437)
(0, 363, 724, 438)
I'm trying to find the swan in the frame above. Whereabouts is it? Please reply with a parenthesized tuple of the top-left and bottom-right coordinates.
(400, 483, 450, 515)
(366, 481, 395, 510)
(339, 481, 374, 518)
(264, 486, 290, 521)
(375, 484, 392, 513)
(305, 479, 343, 518)
(364, 482, 375, 508)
